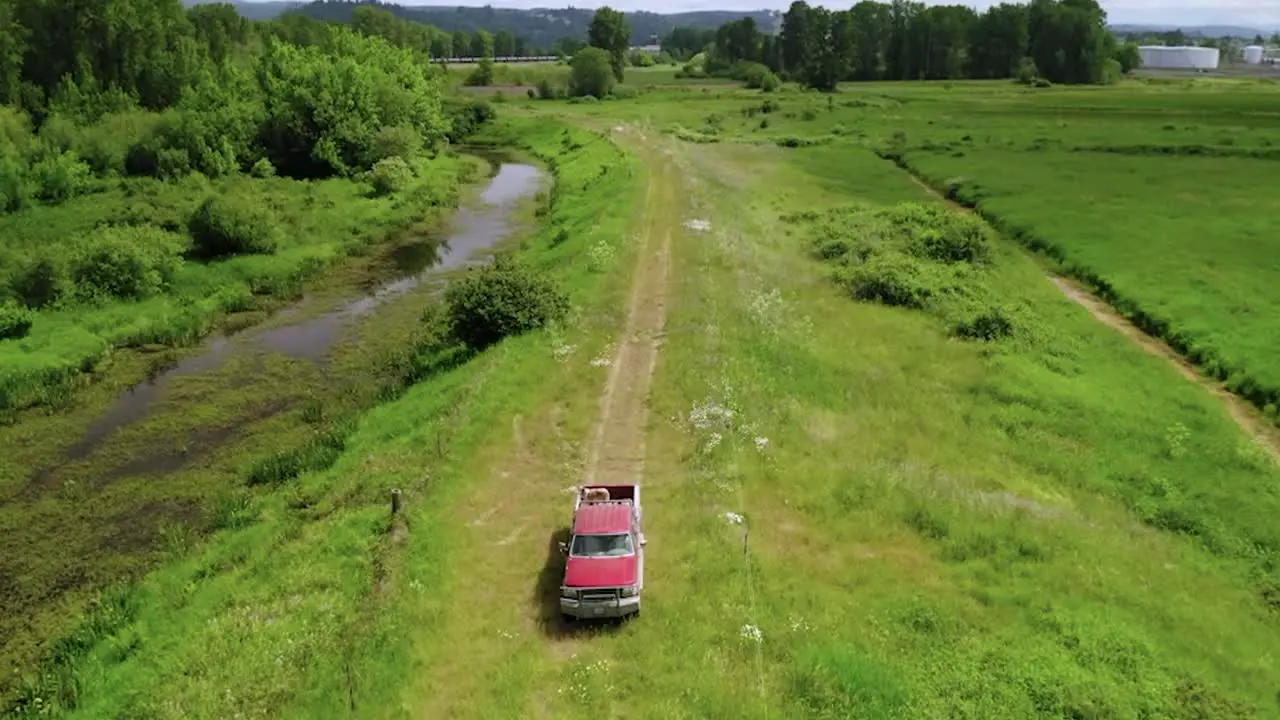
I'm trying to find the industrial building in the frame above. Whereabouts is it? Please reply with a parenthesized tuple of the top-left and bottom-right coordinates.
(1138, 45, 1220, 70)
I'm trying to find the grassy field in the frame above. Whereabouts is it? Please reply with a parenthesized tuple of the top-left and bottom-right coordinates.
(4, 118, 645, 717)
(9, 76, 1280, 718)
(538, 76, 1280, 420)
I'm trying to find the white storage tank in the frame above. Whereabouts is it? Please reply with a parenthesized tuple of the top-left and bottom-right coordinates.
(1138, 45, 1221, 70)
(1245, 45, 1265, 64)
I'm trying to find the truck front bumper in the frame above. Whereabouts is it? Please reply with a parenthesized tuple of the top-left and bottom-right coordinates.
(560, 595, 640, 619)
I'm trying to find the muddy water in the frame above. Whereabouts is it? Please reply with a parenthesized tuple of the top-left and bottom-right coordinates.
(64, 161, 545, 463)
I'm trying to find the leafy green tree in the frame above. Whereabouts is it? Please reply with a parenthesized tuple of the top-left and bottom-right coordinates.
(470, 30, 494, 59)
(661, 27, 714, 60)
(569, 46, 615, 98)
(0, 0, 28, 105)
(850, 1, 891, 80)
(1113, 41, 1142, 73)
(779, 1, 812, 78)
(255, 28, 448, 177)
(188, 3, 253, 67)
(451, 29, 469, 58)
(968, 3, 1029, 78)
(587, 7, 629, 81)
(494, 30, 516, 57)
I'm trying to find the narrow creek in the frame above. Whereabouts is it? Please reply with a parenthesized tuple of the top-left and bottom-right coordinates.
(60, 161, 544, 467)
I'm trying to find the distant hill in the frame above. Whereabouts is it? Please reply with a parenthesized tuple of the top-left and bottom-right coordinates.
(200, 2, 1272, 45)
(1109, 23, 1275, 39)
(296, 2, 780, 46)
(208, 1, 779, 45)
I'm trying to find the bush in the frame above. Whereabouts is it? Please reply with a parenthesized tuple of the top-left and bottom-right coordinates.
(71, 227, 185, 301)
(467, 57, 495, 87)
(740, 62, 781, 92)
(535, 78, 559, 99)
(10, 257, 70, 308)
(189, 194, 279, 258)
(628, 49, 655, 67)
(445, 256, 569, 350)
(366, 124, 422, 165)
(569, 47, 616, 99)
(29, 150, 93, 203)
(370, 156, 414, 196)
(444, 98, 497, 143)
(954, 308, 1015, 341)
(0, 301, 34, 340)
(840, 252, 939, 309)
(250, 157, 277, 178)
(1015, 57, 1039, 85)
(0, 154, 33, 213)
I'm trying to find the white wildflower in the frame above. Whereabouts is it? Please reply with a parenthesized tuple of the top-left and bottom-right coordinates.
(741, 624, 763, 642)
(754, 436, 769, 452)
(688, 400, 734, 430)
(704, 431, 723, 453)
(684, 219, 711, 233)
(591, 357, 612, 368)
(724, 511, 743, 525)
(553, 344, 576, 362)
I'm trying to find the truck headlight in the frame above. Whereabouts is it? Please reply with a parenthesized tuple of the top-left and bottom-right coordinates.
(561, 587, 578, 599)
(620, 585, 639, 597)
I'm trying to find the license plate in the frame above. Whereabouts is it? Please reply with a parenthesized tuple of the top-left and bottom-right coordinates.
(593, 607, 604, 616)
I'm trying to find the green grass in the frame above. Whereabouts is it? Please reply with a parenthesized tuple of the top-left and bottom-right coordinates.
(0, 152, 475, 414)
(558, 77, 1280, 420)
(3, 117, 644, 718)
(10, 79, 1280, 718)
(620, 137, 1280, 717)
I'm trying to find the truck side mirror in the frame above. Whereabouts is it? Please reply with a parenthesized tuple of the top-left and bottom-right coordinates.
(558, 541, 568, 556)
(639, 536, 647, 547)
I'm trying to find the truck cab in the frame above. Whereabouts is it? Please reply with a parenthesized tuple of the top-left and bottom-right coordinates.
(559, 484, 644, 620)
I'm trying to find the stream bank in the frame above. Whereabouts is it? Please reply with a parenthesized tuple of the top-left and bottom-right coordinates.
(0, 152, 548, 698)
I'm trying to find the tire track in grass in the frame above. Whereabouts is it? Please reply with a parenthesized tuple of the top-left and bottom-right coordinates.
(411, 126, 676, 719)
(892, 159, 1280, 466)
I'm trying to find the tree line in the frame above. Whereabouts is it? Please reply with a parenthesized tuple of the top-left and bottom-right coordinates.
(0, 0, 482, 221)
(664, 0, 1143, 90)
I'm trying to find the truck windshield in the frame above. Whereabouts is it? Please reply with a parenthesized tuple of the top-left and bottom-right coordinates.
(570, 533, 633, 557)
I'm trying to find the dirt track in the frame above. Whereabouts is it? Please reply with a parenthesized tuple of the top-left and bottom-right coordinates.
(410, 126, 680, 717)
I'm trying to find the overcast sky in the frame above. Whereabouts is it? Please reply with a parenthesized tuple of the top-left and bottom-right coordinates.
(392, 1, 1280, 30)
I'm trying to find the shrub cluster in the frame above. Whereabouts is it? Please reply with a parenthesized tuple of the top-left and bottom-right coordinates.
(797, 202, 1015, 342)
(70, 227, 185, 301)
(445, 256, 569, 351)
(188, 194, 279, 258)
(0, 301, 34, 340)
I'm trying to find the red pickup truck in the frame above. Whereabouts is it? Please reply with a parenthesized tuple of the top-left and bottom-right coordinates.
(559, 483, 645, 620)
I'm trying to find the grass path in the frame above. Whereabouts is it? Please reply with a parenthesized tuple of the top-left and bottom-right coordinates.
(402, 127, 683, 718)
(894, 161, 1280, 466)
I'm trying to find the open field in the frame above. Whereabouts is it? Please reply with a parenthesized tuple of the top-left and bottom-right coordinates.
(12, 81, 1280, 717)
(536, 77, 1280, 420)
(8, 72, 1280, 718)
